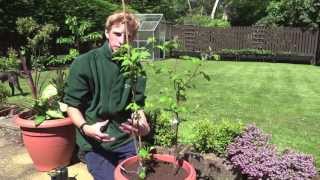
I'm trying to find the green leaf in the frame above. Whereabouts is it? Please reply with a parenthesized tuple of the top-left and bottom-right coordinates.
(35, 115, 46, 126)
(138, 166, 147, 179)
(46, 109, 64, 119)
(200, 71, 211, 81)
(138, 148, 150, 159)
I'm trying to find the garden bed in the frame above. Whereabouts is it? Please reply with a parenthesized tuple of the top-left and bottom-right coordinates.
(170, 50, 314, 64)
(220, 54, 313, 64)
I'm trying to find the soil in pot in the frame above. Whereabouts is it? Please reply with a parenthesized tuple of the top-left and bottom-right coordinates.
(123, 160, 187, 180)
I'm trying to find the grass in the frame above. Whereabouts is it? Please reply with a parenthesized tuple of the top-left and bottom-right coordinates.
(5, 60, 320, 167)
(144, 59, 320, 167)
(6, 70, 57, 108)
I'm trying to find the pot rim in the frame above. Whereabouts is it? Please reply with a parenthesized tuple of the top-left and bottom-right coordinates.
(114, 154, 196, 180)
(15, 114, 72, 129)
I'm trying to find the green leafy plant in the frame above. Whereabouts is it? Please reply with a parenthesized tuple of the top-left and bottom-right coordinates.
(16, 17, 58, 99)
(178, 15, 231, 28)
(192, 119, 243, 155)
(32, 70, 67, 126)
(201, 46, 221, 61)
(55, 15, 102, 66)
(220, 48, 274, 56)
(15, 17, 68, 125)
(0, 84, 10, 106)
(137, 146, 155, 179)
(150, 109, 176, 147)
(158, 55, 210, 150)
(113, 43, 151, 178)
(0, 48, 20, 71)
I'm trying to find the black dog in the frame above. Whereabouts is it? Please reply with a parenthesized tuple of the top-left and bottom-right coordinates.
(0, 71, 24, 96)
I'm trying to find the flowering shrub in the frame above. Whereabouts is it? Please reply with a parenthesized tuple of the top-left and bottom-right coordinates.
(227, 125, 317, 179)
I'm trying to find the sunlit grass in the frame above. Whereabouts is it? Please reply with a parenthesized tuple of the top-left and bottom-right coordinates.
(6, 60, 320, 167)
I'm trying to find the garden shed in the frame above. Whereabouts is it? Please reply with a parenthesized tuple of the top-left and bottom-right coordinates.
(134, 14, 166, 60)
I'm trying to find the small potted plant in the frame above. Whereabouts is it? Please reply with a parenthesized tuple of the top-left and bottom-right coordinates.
(13, 17, 75, 172)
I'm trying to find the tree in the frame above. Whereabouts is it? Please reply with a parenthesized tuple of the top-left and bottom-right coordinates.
(223, 0, 270, 26)
(211, 0, 220, 19)
(259, 0, 320, 29)
(16, 17, 58, 99)
(0, 0, 120, 55)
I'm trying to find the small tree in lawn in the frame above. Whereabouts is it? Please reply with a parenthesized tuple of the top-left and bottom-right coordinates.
(151, 37, 212, 160)
(158, 54, 211, 161)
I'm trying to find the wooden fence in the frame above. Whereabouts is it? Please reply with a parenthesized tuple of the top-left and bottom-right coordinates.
(165, 24, 320, 64)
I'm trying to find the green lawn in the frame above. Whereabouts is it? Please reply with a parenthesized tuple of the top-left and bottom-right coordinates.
(6, 60, 320, 167)
(144, 60, 320, 167)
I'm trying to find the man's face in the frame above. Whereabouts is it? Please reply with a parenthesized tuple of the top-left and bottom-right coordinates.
(105, 23, 132, 52)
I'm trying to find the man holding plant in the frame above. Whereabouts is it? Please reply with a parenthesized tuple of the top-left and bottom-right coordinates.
(64, 12, 150, 180)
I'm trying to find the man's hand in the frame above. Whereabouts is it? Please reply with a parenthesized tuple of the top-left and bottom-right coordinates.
(82, 120, 115, 142)
(119, 110, 150, 136)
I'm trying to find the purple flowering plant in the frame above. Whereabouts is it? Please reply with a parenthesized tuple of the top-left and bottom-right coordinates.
(227, 125, 317, 179)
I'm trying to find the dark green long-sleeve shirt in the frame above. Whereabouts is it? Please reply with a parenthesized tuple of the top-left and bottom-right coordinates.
(63, 42, 146, 152)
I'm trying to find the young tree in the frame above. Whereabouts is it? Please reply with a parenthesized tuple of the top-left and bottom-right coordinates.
(211, 0, 220, 19)
(16, 17, 58, 99)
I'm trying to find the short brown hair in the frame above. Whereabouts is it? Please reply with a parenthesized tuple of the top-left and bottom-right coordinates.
(105, 12, 140, 38)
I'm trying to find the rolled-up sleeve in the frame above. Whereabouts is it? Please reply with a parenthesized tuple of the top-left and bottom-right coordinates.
(63, 59, 90, 109)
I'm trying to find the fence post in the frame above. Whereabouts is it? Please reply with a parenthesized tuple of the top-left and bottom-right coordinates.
(315, 30, 320, 65)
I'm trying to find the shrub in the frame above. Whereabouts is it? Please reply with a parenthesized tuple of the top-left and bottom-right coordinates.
(0, 84, 9, 105)
(179, 15, 231, 28)
(227, 125, 317, 179)
(149, 110, 176, 147)
(192, 119, 243, 155)
(0, 48, 20, 71)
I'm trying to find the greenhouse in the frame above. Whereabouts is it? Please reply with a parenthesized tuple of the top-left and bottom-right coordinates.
(134, 14, 166, 60)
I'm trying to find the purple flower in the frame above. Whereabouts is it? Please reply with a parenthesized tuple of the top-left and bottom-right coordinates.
(227, 125, 317, 179)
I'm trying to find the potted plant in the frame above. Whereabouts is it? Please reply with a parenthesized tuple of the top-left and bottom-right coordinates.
(13, 17, 75, 172)
(111, 29, 199, 178)
(14, 69, 75, 172)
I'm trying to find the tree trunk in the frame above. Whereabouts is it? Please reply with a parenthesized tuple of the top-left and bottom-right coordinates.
(20, 55, 37, 99)
(211, 0, 220, 19)
(187, 0, 192, 12)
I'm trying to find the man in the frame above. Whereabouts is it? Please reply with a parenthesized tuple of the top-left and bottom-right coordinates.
(63, 12, 150, 180)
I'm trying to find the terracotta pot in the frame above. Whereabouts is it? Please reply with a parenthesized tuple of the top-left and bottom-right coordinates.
(15, 113, 75, 172)
(114, 154, 196, 180)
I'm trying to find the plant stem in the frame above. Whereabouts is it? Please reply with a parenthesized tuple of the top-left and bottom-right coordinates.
(121, 0, 143, 169)
(21, 55, 37, 99)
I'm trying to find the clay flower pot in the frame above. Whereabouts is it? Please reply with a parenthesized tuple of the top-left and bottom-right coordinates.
(114, 154, 196, 180)
(14, 111, 75, 171)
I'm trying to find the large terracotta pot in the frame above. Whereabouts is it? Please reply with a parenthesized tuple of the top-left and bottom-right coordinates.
(15, 112, 75, 172)
(114, 154, 197, 180)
